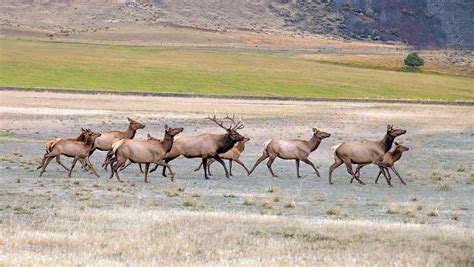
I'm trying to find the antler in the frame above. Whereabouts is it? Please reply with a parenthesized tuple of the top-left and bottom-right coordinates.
(207, 114, 228, 130)
(224, 113, 244, 131)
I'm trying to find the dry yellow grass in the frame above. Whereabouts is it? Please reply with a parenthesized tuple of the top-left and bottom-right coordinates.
(0, 207, 472, 266)
(301, 53, 474, 77)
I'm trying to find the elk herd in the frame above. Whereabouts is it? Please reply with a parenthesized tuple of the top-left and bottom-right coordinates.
(37, 115, 410, 187)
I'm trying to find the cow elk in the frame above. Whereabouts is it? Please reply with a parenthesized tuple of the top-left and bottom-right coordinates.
(351, 142, 409, 185)
(109, 124, 183, 183)
(37, 127, 91, 172)
(151, 114, 246, 179)
(328, 125, 406, 185)
(249, 128, 330, 178)
(38, 130, 102, 178)
(93, 117, 145, 168)
(194, 137, 250, 176)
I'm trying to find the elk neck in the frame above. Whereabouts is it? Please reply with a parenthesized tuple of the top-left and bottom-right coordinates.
(125, 124, 137, 139)
(307, 135, 322, 152)
(217, 134, 236, 154)
(380, 133, 395, 152)
(235, 141, 246, 152)
(391, 148, 404, 162)
(160, 132, 175, 152)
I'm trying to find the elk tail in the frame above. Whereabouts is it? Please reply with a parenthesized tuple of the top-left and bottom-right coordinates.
(331, 143, 343, 157)
(48, 138, 62, 152)
(112, 139, 125, 154)
(263, 139, 272, 152)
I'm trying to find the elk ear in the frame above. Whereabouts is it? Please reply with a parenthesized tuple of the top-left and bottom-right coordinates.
(387, 124, 392, 131)
(312, 128, 317, 133)
(147, 133, 152, 139)
(164, 124, 168, 130)
(127, 117, 132, 122)
(81, 127, 85, 131)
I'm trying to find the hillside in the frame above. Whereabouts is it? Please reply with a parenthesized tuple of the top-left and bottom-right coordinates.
(1, 0, 472, 48)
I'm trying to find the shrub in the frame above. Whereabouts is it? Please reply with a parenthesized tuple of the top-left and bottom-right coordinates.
(427, 208, 439, 217)
(261, 200, 273, 210)
(243, 197, 255, 206)
(182, 198, 193, 207)
(386, 205, 398, 214)
(326, 208, 339, 216)
(284, 201, 296, 208)
(404, 52, 424, 70)
(436, 184, 451, 192)
(365, 8, 374, 18)
(450, 212, 460, 221)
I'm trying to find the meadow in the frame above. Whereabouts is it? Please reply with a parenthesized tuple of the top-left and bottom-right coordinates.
(0, 90, 472, 265)
(0, 39, 473, 101)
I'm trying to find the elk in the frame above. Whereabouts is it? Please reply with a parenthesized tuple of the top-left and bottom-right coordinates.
(38, 131, 102, 178)
(109, 124, 183, 183)
(93, 117, 145, 168)
(37, 128, 91, 171)
(150, 114, 246, 179)
(351, 142, 409, 185)
(248, 128, 330, 178)
(193, 137, 250, 176)
(328, 125, 406, 185)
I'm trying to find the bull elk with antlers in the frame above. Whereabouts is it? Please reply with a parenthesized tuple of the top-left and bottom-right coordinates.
(249, 128, 330, 178)
(194, 137, 251, 176)
(151, 114, 246, 179)
(329, 125, 406, 185)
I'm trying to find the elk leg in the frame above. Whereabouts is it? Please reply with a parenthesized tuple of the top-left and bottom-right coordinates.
(119, 160, 132, 171)
(302, 158, 320, 177)
(344, 160, 365, 185)
(381, 167, 393, 187)
(208, 158, 215, 176)
(229, 160, 233, 176)
(39, 156, 54, 177)
(55, 155, 70, 171)
(153, 157, 175, 177)
(266, 156, 278, 177)
(37, 153, 49, 170)
(194, 162, 203, 172)
(295, 159, 301, 178)
(202, 158, 209, 179)
(213, 155, 230, 179)
(112, 161, 125, 183)
(375, 170, 382, 184)
(144, 163, 150, 183)
(328, 156, 343, 185)
(351, 164, 364, 183)
(233, 159, 250, 175)
(86, 157, 100, 178)
(68, 158, 79, 178)
(248, 153, 269, 175)
(390, 167, 407, 185)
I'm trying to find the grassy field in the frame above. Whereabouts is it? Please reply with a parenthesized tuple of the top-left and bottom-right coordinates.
(0, 39, 473, 101)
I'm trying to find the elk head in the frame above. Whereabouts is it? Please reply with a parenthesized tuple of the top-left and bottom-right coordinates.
(164, 124, 184, 137)
(312, 128, 331, 139)
(394, 142, 409, 152)
(387, 125, 406, 137)
(85, 131, 102, 146)
(207, 114, 245, 142)
(127, 117, 146, 130)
